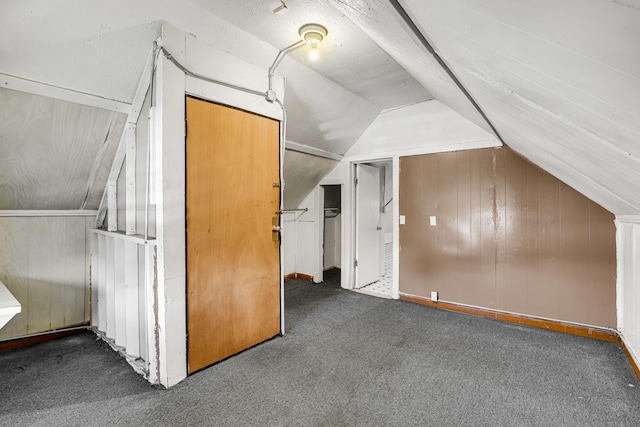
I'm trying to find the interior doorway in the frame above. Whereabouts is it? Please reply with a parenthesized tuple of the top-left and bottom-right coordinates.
(321, 185, 342, 278)
(354, 160, 393, 299)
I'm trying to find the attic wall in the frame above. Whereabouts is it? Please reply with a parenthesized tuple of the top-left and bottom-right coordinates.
(399, 146, 616, 328)
(616, 219, 640, 371)
(0, 216, 91, 340)
(283, 150, 338, 209)
(0, 88, 126, 210)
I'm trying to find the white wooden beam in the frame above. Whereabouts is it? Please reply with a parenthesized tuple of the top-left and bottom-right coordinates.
(0, 72, 130, 114)
(128, 48, 156, 125)
(126, 125, 137, 235)
(107, 180, 118, 232)
(285, 141, 343, 161)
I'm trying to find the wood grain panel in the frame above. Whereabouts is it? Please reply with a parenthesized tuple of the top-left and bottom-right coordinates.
(186, 97, 280, 374)
(398, 155, 425, 295)
(0, 87, 125, 210)
(398, 146, 616, 328)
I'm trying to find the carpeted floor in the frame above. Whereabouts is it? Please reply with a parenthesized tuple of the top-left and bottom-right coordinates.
(1, 268, 638, 426)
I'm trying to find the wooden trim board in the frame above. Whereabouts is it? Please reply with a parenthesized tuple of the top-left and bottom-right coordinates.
(620, 338, 640, 381)
(283, 273, 314, 281)
(399, 293, 618, 341)
(399, 293, 640, 380)
(0, 325, 89, 353)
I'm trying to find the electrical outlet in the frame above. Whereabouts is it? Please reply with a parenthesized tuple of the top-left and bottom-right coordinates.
(429, 216, 437, 226)
(431, 291, 438, 302)
(399, 215, 406, 225)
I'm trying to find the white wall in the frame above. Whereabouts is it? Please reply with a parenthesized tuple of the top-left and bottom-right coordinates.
(616, 216, 640, 372)
(157, 22, 284, 387)
(323, 214, 342, 270)
(293, 188, 324, 283)
(344, 99, 500, 161)
(0, 215, 92, 340)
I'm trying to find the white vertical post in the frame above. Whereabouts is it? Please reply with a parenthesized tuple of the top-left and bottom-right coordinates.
(97, 234, 107, 332)
(114, 239, 127, 348)
(126, 125, 137, 235)
(90, 232, 99, 326)
(124, 241, 140, 357)
(145, 244, 159, 383)
(107, 180, 118, 232)
(105, 236, 116, 338)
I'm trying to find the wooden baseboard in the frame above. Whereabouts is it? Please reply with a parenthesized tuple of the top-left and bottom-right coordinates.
(399, 293, 619, 342)
(283, 273, 314, 282)
(0, 324, 89, 353)
(620, 338, 640, 380)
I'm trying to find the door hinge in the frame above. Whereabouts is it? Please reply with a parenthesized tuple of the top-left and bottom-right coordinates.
(354, 178, 358, 186)
(354, 259, 358, 267)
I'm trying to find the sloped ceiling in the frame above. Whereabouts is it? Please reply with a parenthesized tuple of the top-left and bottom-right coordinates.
(283, 151, 338, 210)
(395, 0, 640, 214)
(0, 88, 126, 210)
(4, 0, 637, 216)
(0, 0, 434, 210)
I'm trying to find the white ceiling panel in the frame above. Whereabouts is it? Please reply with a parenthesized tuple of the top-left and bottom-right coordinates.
(400, 0, 640, 214)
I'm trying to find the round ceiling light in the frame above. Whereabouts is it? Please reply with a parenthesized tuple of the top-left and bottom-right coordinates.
(298, 23, 328, 60)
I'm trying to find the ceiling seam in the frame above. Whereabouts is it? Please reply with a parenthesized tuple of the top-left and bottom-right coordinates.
(388, 0, 505, 145)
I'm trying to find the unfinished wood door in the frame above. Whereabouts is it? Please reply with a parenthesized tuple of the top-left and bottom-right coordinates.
(186, 97, 281, 374)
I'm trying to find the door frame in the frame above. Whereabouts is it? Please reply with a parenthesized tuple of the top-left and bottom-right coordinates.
(353, 162, 384, 289)
(324, 157, 399, 298)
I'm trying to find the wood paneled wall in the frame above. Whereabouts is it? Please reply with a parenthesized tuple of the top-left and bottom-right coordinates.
(0, 216, 91, 339)
(399, 146, 616, 328)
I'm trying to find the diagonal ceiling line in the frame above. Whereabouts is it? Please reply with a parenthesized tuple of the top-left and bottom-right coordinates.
(388, 0, 504, 144)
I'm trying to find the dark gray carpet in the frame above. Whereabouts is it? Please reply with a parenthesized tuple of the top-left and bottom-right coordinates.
(1, 268, 638, 426)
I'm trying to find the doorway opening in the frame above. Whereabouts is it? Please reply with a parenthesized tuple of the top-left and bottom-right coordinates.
(321, 185, 342, 285)
(353, 160, 393, 299)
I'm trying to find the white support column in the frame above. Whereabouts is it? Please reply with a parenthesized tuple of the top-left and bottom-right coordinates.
(126, 125, 137, 235)
(124, 241, 140, 358)
(97, 234, 107, 331)
(105, 237, 115, 338)
(145, 244, 159, 384)
(114, 239, 127, 348)
(90, 233, 99, 326)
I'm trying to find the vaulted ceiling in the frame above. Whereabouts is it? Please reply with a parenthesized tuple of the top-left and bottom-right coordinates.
(1, 0, 639, 215)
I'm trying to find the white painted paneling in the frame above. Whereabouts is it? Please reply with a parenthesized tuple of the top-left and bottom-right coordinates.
(184, 34, 284, 121)
(323, 216, 337, 270)
(327, 0, 491, 133)
(292, 188, 324, 282)
(282, 215, 297, 276)
(400, 0, 640, 214)
(97, 234, 107, 332)
(0, 216, 90, 340)
(616, 218, 640, 372)
(345, 100, 500, 160)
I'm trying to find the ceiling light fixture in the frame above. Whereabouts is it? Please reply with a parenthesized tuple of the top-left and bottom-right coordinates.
(298, 23, 328, 61)
(267, 23, 329, 101)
